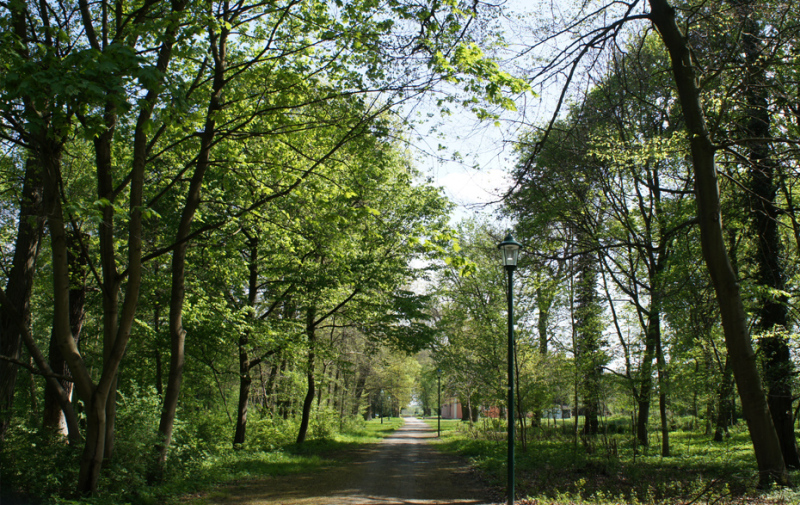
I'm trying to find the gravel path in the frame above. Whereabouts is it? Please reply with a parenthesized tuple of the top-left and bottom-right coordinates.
(202, 417, 492, 505)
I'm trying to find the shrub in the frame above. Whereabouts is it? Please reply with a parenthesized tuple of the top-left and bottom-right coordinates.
(0, 421, 80, 500)
(247, 416, 299, 450)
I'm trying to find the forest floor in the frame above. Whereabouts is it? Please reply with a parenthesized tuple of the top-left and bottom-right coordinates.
(186, 417, 495, 505)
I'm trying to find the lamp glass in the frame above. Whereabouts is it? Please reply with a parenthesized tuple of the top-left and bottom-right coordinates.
(501, 245, 519, 267)
(498, 234, 522, 267)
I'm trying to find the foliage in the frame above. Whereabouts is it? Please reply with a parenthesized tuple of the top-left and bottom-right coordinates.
(1, 409, 401, 505)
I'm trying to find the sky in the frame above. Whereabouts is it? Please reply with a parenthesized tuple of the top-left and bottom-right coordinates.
(409, 90, 554, 226)
(403, 0, 574, 225)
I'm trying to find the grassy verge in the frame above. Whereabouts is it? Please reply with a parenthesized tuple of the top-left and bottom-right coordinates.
(27, 417, 404, 505)
(164, 417, 405, 504)
(423, 418, 800, 504)
(284, 416, 405, 457)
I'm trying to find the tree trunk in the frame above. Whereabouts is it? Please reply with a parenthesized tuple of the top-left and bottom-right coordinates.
(233, 355, 251, 446)
(94, 98, 121, 463)
(704, 347, 715, 436)
(655, 326, 669, 457)
(154, 304, 163, 397)
(234, 235, 258, 446)
(155, 21, 226, 470)
(278, 358, 289, 419)
(266, 359, 279, 412)
(575, 246, 601, 437)
(732, 0, 800, 470)
(43, 232, 87, 437)
(75, 4, 182, 489)
(533, 284, 555, 426)
(714, 358, 735, 441)
(0, 159, 44, 438)
(330, 367, 340, 409)
(648, 0, 789, 485)
(297, 308, 317, 444)
(41, 145, 109, 495)
(353, 369, 367, 417)
(636, 322, 656, 447)
(77, 392, 108, 495)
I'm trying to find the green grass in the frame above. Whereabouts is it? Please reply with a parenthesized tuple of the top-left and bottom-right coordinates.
(12, 418, 406, 505)
(162, 417, 406, 504)
(422, 417, 463, 435)
(284, 417, 405, 456)
(423, 418, 800, 504)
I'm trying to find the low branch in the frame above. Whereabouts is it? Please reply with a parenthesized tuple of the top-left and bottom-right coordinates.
(0, 354, 73, 382)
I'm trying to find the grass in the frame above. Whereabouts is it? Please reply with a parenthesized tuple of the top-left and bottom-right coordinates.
(164, 417, 406, 504)
(13, 417, 406, 505)
(282, 417, 405, 459)
(423, 418, 800, 504)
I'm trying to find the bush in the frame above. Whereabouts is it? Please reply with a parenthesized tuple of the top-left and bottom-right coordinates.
(247, 416, 299, 450)
(0, 421, 80, 500)
(310, 407, 341, 440)
(98, 384, 163, 496)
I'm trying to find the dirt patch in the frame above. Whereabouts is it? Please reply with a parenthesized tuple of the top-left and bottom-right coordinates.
(199, 417, 493, 505)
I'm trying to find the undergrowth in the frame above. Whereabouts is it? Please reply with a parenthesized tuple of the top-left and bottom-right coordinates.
(0, 397, 403, 505)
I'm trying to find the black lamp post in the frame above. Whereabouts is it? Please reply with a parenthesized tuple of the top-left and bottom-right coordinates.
(437, 368, 442, 437)
(380, 389, 384, 424)
(498, 233, 521, 505)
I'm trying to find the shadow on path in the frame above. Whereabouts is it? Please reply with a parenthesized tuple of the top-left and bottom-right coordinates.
(206, 418, 491, 505)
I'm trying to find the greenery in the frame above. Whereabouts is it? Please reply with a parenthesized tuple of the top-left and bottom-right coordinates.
(2, 417, 404, 505)
(426, 418, 800, 504)
(3, 0, 800, 502)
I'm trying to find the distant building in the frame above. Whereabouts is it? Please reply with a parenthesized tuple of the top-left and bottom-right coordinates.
(483, 405, 500, 419)
(545, 405, 572, 419)
(440, 398, 462, 419)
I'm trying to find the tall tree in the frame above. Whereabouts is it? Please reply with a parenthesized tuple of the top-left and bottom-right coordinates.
(729, 0, 799, 469)
(508, 0, 792, 484)
(648, 0, 789, 485)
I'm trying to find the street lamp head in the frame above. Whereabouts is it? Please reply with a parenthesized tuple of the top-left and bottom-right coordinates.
(498, 234, 522, 270)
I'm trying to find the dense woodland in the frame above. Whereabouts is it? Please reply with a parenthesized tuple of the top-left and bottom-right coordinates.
(2, 0, 800, 502)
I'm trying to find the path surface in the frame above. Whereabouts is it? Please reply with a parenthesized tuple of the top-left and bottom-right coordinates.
(203, 417, 492, 505)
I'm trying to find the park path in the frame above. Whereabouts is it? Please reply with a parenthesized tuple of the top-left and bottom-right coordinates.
(201, 417, 492, 505)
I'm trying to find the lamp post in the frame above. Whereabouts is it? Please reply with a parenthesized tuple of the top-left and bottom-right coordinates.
(498, 233, 521, 505)
(437, 368, 442, 437)
(380, 389, 384, 424)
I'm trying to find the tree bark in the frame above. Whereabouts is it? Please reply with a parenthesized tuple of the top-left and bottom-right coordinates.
(575, 246, 601, 437)
(234, 235, 258, 446)
(233, 357, 252, 446)
(655, 322, 669, 457)
(648, 0, 789, 485)
(297, 308, 317, 444)
(731, 0, 800, 469)
(95, 99, 121, 462)
(714, 358, 735, 441)
(0, 159, 44, 438)
(155, 17, 226, 471)
(43, 231, 87, 438)
(636, 320, 656, 448)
